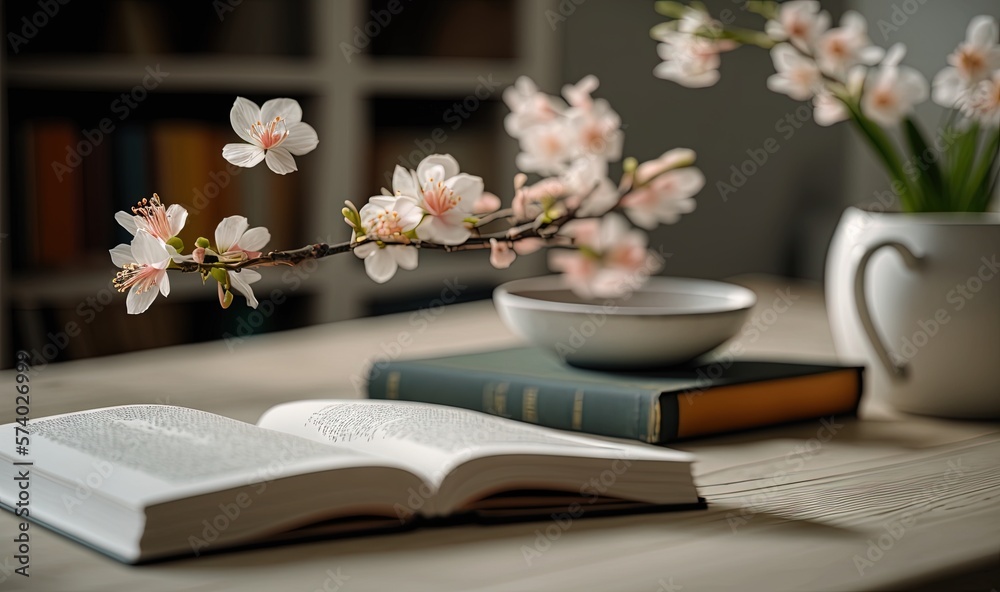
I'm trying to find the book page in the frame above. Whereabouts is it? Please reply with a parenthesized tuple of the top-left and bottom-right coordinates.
(258, 400, 693, 487)
(0, 405, 388, 507)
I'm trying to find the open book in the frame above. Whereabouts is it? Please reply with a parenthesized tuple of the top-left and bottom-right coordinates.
(0, 400, 700, 563)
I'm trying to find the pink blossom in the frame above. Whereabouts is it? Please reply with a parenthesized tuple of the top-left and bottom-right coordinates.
(933, 16, 1000, 108)
(513, 177, 566, 220)
(473, 192, 502, 214)
(861, 44, 928, 127)
(213, 216, 271, 261)
(392, 154, 484, 245)
(111, 230, 171, 315)
(551, 215, 661, 299)
(355, 195, 422, 283)
(114, 193, 187, 244)
(815, 11, 883, 79)
(621, 167, 703, 229)
(960, 71, 1000, 126)
(765, 1, 830, 52)
(489, 239, 517, 269)
(562, 75, 599, 109)
(634, 149, 696, 186)
(222, 97, 318, 175)
(503, 76, 566, 138)
(512, 237, 545, 255)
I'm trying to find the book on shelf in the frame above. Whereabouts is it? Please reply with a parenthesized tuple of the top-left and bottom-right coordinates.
(15, 115, 304, 272)
(24, 120, 85, 267)
(0, 400, 701, 564)
(149, 120, 223, 242)
(81, 125, 114, 256)
(114, 123, 151, 239)
(366, 347, 865, 444)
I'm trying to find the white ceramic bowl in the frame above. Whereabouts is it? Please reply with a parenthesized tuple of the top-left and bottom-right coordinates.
(493, 276, 756, 369)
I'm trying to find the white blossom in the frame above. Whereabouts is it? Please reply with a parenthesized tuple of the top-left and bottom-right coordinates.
(861, 44, 928, 127)
(932, 16, 1000, 108)
(223, 97, 318, 174)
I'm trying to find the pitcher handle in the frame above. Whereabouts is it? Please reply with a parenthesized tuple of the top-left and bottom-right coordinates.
(852, 241, 922, 381)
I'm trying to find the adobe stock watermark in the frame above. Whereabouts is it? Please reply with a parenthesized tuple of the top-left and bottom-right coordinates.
(51, 65, 170, 182)
(682, 286, 800, 403)
(655, 577, 683, 592)
(520, 453, 634, 565)
(59, 416, 167, 515)
(0, 554, 28, 585)
(545, 0, 586, 30)
(726, 416, 845, 532)
(876, 0, 930, 42)
(852, 458, 966, 576)
(889, 255, 999, 365)
(846, 124, 964, 238)
(341, 0, 415, 63)
(355, 277, 469, 394)
(21, 279, 122, 373)
(380, 74, 500, 188)
(549, 246, 669, 358)
(717, 105, 813, 201)
(187, 447, 300, 555)
(310, 567, 351, 592)
(213, 0, 243, 21)
(7, 0, 70, 54)
(388, 420, 535, 523)
(221, 235, 335, 351)
(177, 160, 248, 233)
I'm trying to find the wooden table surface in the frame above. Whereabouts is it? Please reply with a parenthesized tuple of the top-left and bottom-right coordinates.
(1, 276, 998, 592)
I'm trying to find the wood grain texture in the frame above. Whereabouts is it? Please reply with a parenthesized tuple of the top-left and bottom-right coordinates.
(0, 276, 997, 592)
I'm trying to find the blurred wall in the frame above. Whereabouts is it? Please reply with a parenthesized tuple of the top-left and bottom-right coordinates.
(561, 0, 850, 281)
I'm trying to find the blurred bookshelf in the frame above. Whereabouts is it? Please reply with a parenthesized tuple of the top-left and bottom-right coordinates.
(0, 0, 559, 367)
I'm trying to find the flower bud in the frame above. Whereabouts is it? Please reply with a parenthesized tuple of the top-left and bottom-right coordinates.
(342, 200, 362, 231)
(622, 157, 638, 175)
(220, 289, 234, 309)
(655, 1, 687, 18)
(195, 237, 211, 249)
(514, 173, 528, 191)
(635, 148, 696, 186)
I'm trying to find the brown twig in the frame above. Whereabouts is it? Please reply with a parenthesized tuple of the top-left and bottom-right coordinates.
(168, 172, 646, 276)
(169, 214, 576, 274)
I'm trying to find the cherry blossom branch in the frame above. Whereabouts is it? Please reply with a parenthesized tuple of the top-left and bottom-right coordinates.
(473, 208, 515, 227)
(169, 212, 580, 275)
(166, 173, 643, 277)
(112, 77, 707, 314)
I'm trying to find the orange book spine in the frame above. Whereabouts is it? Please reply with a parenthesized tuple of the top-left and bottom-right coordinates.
(33, 121, 84, 267)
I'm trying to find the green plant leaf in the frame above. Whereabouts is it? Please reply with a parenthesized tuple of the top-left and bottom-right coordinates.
(945, 122, 980, 207)
(902, 117, 946, 210)
(965, 128, 1000, 212)
(744, 1, 779, 20)
(845, 100, 919, 211)
(654, 1, 687, 18)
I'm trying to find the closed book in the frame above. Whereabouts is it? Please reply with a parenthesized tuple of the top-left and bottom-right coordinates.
(367, 347, 864, 444)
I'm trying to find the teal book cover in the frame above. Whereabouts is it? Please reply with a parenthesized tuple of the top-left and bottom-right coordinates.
(367, 347, 864, 443)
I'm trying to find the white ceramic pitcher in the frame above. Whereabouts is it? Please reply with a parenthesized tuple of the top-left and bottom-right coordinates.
(826, 207, 1000, 418)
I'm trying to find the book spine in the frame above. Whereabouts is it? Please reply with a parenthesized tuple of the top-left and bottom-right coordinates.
(114, 124, 149, 244)
(367, 362, 662, 443)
